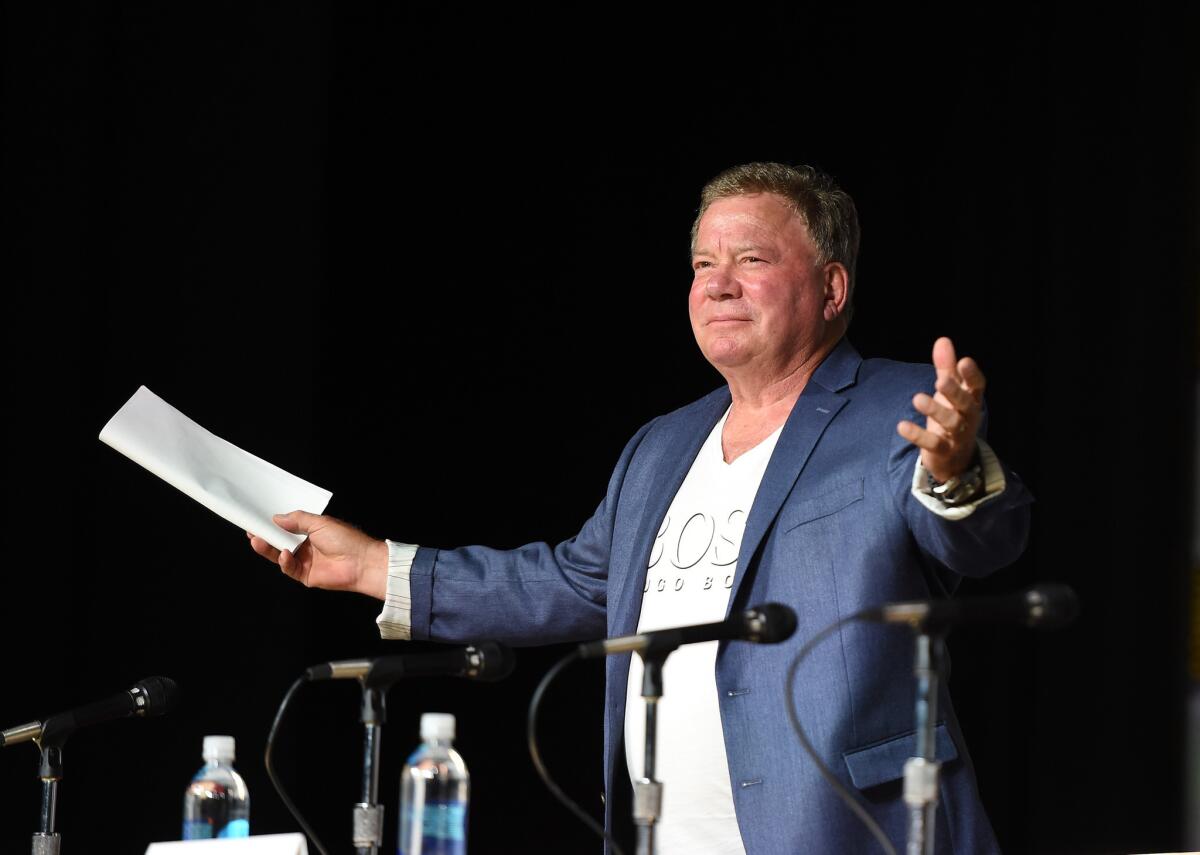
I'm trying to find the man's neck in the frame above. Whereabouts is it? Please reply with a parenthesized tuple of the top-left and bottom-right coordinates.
(724, 334, 841, 412)
(719, 335, 842, 462)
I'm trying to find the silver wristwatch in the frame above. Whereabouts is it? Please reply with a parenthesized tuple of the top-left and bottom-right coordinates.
(927, 454, 985, 506)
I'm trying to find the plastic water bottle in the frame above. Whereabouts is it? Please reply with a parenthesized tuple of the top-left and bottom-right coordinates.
(182, 735, 250, 839)
(399, 713, 469, 855)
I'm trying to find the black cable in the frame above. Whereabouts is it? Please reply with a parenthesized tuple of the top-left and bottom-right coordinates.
(527, 650, 627, 855)
(784, 611, 899, 855)
(264, 675, 333, 855)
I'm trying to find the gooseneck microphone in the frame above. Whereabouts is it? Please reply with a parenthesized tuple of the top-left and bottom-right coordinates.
(863, 583, 1080, 632)
(577, 602, 798, 659)
(305, 641, 515, 688)
(1, 675, 179, 748)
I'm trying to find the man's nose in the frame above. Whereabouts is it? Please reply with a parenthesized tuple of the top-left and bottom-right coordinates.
(704, 264, 741, 299)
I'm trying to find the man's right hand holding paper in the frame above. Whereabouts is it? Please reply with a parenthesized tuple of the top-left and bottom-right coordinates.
(247, 511, 388, 600)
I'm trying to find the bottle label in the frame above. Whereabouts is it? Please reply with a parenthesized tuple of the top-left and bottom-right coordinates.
(183, 821, 214, 840)
(219, 819, 250, 838)
(399, 800, 466, 855)
(182, 819, 249, 840)
(421, 801, 465, 841)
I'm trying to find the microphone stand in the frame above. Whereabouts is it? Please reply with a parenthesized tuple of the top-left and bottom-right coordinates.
(633, 650, 668, 855)
(352, 686, 386, 855)
(32, 742, 63, 855)
(903, 631, 945, 855)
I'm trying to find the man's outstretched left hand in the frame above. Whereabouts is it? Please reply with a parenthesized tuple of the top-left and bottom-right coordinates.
(897, 336, 985, 483)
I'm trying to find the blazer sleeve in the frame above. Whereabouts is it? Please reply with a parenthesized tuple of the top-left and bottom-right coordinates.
(887, 390, 1034, 581)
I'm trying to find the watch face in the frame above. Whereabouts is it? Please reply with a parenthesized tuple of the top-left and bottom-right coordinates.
(926, 462, 983, 504)
(939, 466, 984, 505)
(933, 477, 955, 494)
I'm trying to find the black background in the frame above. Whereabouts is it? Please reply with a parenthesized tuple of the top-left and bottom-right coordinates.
(3, 3, 1197, 853)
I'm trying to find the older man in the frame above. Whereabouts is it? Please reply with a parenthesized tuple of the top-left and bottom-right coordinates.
(250, 163, 1031, 854)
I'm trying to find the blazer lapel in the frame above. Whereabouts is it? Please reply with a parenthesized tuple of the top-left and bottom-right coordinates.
(725, 339, 862, 616)
(609, 389, 731, 639)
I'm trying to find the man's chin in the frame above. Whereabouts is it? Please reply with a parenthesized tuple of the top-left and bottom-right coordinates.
(700, 344, 753, 371)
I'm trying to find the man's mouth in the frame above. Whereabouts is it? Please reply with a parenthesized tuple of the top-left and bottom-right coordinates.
(708, 316, 750, 324)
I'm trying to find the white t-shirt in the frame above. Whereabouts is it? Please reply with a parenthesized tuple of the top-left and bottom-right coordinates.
(623, 408, 781, 855)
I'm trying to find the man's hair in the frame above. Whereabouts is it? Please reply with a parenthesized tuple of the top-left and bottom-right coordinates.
(691, 162, 861, 318)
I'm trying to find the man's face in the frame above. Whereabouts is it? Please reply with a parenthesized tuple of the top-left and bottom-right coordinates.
(689, 192, 842, 379)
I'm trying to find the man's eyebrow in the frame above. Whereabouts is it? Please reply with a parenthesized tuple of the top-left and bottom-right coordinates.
(692, 243, 767, 258)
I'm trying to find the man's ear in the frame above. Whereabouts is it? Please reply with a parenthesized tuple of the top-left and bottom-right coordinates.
(822, 262, 850, 322)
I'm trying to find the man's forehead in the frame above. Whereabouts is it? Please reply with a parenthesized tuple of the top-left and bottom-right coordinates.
(694, 192, 809, 252)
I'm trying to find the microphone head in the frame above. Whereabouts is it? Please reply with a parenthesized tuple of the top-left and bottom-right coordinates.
(1023, 584, 1080, 629)
(469, 642, 516, 682)
(742, 603, 798, 644)
(133, 676, 180, 717)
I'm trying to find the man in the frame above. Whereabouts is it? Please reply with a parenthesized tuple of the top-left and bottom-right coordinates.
(249, 163, 1031, 853)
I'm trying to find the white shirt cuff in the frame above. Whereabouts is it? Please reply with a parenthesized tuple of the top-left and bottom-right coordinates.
(910, 438, 1006, 520)
(376, 540, 418, 640)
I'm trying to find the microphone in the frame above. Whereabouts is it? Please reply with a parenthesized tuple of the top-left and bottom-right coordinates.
(306, 641, 516, 688)
(577, 603, 798, 659)
(865, 583, 1080, 632)
(1, 676, 179, 748)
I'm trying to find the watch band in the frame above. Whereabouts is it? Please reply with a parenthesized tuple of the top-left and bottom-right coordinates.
(926, 450, 985, 506)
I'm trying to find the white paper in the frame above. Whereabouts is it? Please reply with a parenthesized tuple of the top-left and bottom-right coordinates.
(145, 833, 309, 854)
(100, 386, 332, 552)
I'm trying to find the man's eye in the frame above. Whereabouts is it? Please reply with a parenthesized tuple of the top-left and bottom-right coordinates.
(740, 256, 764, 264)
(692, 260, 713, 270)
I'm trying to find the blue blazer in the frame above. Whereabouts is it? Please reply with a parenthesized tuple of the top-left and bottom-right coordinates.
(406, 339, 1032, 854)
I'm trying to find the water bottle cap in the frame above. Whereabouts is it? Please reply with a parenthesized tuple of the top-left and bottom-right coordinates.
(420, 712, 456, 741)
(202, 735, 236, 763)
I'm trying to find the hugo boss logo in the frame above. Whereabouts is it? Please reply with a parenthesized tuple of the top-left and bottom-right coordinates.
(648, 509, 748, 571)
(644, 573, 735, 594)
